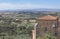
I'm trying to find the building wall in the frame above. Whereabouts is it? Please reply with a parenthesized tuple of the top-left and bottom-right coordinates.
(37, 20, 58, 36)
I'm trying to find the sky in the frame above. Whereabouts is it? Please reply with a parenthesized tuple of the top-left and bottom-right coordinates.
(0, 0, 60, 10)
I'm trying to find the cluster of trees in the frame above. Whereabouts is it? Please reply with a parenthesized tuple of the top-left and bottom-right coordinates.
(0, 14, 34, 39)
(0, 18, 34, 36)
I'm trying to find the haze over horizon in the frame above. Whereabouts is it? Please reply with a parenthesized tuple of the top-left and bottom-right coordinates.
(0, 0, 60, 10)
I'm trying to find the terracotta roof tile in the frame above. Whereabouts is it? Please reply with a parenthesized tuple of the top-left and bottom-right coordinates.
(37, 15, 58, 20)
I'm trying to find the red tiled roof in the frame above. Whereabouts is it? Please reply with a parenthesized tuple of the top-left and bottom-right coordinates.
(37, 15, 58, 20)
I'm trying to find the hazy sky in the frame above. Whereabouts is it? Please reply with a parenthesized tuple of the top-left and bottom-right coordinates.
(0, 0, 60, 10)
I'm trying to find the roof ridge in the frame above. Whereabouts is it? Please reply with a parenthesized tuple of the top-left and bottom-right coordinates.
(37, 15, 58, 20)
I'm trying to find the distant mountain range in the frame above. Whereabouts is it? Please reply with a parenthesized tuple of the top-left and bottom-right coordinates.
(19, 8, 60, 12)
(0, 8, 60, 12)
